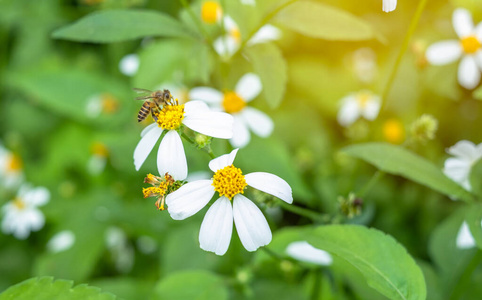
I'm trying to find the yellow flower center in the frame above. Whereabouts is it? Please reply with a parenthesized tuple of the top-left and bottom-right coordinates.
(101, 93, 119, 114)
(13, 197, 26, 210)
(223, 91, 246, 114)
(142, 183, 168, 199)
(461, 36, 481, 54)
(91, 142, 109, 157)
(212, 164, 247, 200)
(230, 28, 241, 43)
(356, 92, 371, 108)
(155, 103, 185, 130)
(201, 1, 222, 24)
(6, 154, 22, 172)
(383, 119, 405, 144)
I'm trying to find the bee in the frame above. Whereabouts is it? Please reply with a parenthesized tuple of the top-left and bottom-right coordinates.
(133, 88, 173, 122)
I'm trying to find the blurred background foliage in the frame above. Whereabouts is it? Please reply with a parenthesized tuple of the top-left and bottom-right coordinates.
(0, 0, 482, 299)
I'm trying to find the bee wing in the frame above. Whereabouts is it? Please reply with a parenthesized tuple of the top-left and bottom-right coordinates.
(135, 95, 155, 100)
(133, 88, 153, 94)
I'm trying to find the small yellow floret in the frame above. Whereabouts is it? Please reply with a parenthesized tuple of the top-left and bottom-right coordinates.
(383, 119, 405, 144)
(356, 92, 372, 108)
(142, 184, 168, 198)
(223, 91, 246, 114)
(229, 28, 241, 43)
(155, 104, 185, 130)
(6, 154, 22, 172)
(91, 142, 109, 157)
(13, 198, 26, 210)
(201, 1, 221, 24)
(461, 36, 481, 54)
(101, 93, 119, 114)
(212, 165, 247, 200)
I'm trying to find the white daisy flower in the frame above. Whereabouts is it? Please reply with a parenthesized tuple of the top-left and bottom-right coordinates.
(189, 73, 273, 148)
(286, 241, 333, 266)
(214, 16, 281, 58)
(337, 90, 381, 127)
(133, 100, 233, 180)
(382, 0, 397, 13)
(241, 0, 255, 5)
(105, 227, 134, 273)
(443, 140, 482, 191)
(456, 221, 477, 249)
(426, 8, 482, 89)
(352, 47, 377, 83)
(85, 93, 119, 118)
(47, 230, 75, 253)
(88, 142, 109, 175)
(119, 54, 140, 77)
(1, 185, 50, 239)
(0, 144, 24, 189)
(165, 148, 293, 255)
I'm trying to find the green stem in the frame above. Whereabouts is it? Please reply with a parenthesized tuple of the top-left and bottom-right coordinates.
(261, 246, 284, 261)
(357, 171, 385, 198)
(179, 0, 213, 44)
(311, 267, 323, 300)
(380, 0, 429, 111)
(449, 250, 482, 300)
(180, 132, 217, 159)
(231, 0, 298, 58)
(278, 201, 330, 223)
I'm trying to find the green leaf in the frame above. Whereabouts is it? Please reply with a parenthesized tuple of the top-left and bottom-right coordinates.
(306, 225, 426, 300)
(466, 204, 482, 250)
(274, 2, 379, 41)
(152, 270, 228, 300)
(245, 43, 287, 109)
(342, 143, 474, 202)
(52, 10, 193, 43)
(0, 277, 117, 300)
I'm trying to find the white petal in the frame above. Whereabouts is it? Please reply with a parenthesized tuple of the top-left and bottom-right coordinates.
(140, 123, 158, 138)
(241, 107, 274, 138)
(425, 41, 462, 65)
(233, 195, 271, 251)
(337, 96, 360, 127)
(165, 180, 215, 220)
(382, 0, 397, 13)
(119, 54, 140, 76)
(213, 36, 239, 58)
(223, 16, 238, 31)
(456, 222, 476, 249)
(247, 25, 282, 46)
(447, 140, 478, 160)
(443, 158, 472, 191)
(475, 50, 482, 70)
(230, 116, 251, 148)
(199, 197, 233, 255)
(286, 241, 333, 265)
(184, 100, 210, 114)
(361, 97, 381, 121)
(458, 55, 481, 89)
(23, 208, 45, 232)
(240, 0, 255, 6)
(235, 73, 262, 102)
(183, 111, 234, 139)
(133, 126, 163, 171)
(186, 171, 212, 182)
(245, 172, 293, 203)
(209, 149, 239, 172)
(47, 230, 76, 253)
(24, 187, 50, 207)
(157, 130, 187, 180)
(188, 88, 223, 105)
(453, 8, 474, 38)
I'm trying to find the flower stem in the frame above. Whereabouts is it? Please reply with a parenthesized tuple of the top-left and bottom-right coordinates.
(357, 171, 385, 198)
(179, 0, 213, 45)
(449, 250, 482, 300)
(261, 246, 284, 261)
(310, 267, 323, 300)
(278, 201, 330, 223)
(380, 0, 429, 111)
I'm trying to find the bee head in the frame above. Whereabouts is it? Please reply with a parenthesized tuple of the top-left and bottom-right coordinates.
(163, 89, 171, 100)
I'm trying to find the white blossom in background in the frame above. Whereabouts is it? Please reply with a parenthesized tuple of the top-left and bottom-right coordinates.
(87, 142, 109, 175)
(85, 93, 119, 118)
(382, 0, 397, 13)
(337, 90, 381, 127)
(165, 149, 292, 255)
(119, 54, 140, 76)
(0, 144, 24, 189)
(105, 227, 134, 273)
(2, 185, 50, 239)
(426, 8, 482, 89)
(189, 73, 273, 148)
(286, 241, 333, 265)
(47, 230, 75, 253)
(456, 221, 477, 249)
(443, 140, 482, 191)
(352, 48, 377, 83)
(214, 16, 281, 58)
(133, 101, 233, 180)
(240, 0, 255, 6)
